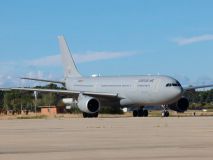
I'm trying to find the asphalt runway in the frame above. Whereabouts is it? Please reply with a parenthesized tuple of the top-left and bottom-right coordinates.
(0, 117, 213, 160)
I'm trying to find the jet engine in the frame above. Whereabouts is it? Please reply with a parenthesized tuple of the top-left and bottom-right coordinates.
(77, 95, 100, 113)
(62, 98, 78, 109)
(168, 97, 189, 113)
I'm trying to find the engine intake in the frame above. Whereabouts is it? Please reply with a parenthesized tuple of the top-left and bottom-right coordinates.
(77, 95, 100, 113)
(168, 97, 189, 113)
(87, 99, 99, 112)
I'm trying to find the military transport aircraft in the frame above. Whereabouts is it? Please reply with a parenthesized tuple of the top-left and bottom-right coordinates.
(3, 36, 213, 118)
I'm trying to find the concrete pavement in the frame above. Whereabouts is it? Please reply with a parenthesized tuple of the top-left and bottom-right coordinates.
(0, 117, 213, 160)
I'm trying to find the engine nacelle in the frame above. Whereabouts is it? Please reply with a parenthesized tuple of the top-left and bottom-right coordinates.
(62, 98, 78, 108)
(62, 98, 75, 104)
(168, 97, 189, 113)
(77, 95, 100, 113)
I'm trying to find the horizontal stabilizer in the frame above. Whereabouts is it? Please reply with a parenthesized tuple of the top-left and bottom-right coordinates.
(21, 77, 65, 85)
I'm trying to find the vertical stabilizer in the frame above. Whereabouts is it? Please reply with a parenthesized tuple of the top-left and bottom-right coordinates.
(58, 36, 82, 77)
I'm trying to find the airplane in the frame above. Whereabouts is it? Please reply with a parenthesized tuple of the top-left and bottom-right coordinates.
(2, 36, 213, 118)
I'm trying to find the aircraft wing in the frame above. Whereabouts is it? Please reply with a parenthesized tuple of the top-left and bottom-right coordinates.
(183, 84, 213, 91)
(1, 87, 120, 99)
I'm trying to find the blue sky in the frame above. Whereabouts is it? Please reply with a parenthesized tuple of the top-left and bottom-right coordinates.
(0, 0, 213, 87)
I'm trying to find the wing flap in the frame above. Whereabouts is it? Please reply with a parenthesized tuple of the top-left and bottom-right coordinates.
(83, 91, 120, 99)
(11, 87, 79, 94)
(1, 87, 119, 98)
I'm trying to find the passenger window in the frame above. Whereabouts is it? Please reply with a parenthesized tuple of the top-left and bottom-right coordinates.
(166, 83, 171, 87)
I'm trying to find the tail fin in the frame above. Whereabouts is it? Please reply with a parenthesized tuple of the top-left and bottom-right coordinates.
(58, 36, 82, 77)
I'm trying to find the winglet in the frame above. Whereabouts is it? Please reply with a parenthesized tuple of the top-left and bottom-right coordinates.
(58, 36, 82, 77)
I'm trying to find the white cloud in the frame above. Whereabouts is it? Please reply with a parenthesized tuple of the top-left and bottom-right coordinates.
(74, 51, 135, 63)
(174, 74, 213, 89)
(174, 34, 213, 45)
(196, 76, 213, 85)
(0, 74, 20, 87)
(173, 75, 192, 86)
(26, 51, 137, 66)
(0, 51, 137, 87)
(0, 71, 63, 87)
(25, 71, 43, 79)
(26, 55, 60, 66)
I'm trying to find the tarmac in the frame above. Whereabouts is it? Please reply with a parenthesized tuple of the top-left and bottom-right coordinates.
(0, 117, 213, 160)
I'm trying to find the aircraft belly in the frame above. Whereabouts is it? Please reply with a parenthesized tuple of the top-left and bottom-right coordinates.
(127, 90, 166, 105)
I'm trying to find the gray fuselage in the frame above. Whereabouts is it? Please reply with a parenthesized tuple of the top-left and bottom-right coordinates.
(65, 75, 183, 106)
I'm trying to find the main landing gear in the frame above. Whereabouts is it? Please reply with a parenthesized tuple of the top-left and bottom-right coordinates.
(83, 112, 99, 118)
(133, 109, 149, 117)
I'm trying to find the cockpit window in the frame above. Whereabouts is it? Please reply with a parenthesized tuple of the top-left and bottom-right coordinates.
(176, 81, 181, 86)
(166, 83, 181, 87)
(166, 83, 171, 87)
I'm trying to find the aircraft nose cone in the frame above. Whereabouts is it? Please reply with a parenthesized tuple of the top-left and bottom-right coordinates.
(166, 87, 183, 104)
(174, 87, 183, 99)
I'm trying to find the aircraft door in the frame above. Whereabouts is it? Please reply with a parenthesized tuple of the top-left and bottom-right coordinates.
(153, 78, 160, 93)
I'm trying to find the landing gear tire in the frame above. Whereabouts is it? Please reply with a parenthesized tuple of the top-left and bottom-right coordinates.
(83, 112, 87, 118)
(162, 111, 169, 117)
(133, 110, 138, 117)
(133, 109, 148, 117)
(93, 112, 99, 118)
(83, 112, 99, 118)
(143, 110, 148, 117)
(138, 110, 144, 117)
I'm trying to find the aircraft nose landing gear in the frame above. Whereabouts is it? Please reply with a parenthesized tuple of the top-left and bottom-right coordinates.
(161, 110, 169, 117)
(161, 105, 170, 117)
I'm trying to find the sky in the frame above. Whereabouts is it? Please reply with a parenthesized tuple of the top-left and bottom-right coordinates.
(0, 0, 213, 87)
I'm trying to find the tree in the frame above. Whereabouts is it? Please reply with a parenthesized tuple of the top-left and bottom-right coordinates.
(3, 92, 12, 110)
(41, 93, 57, 106)
(0, 91, 4, 110)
